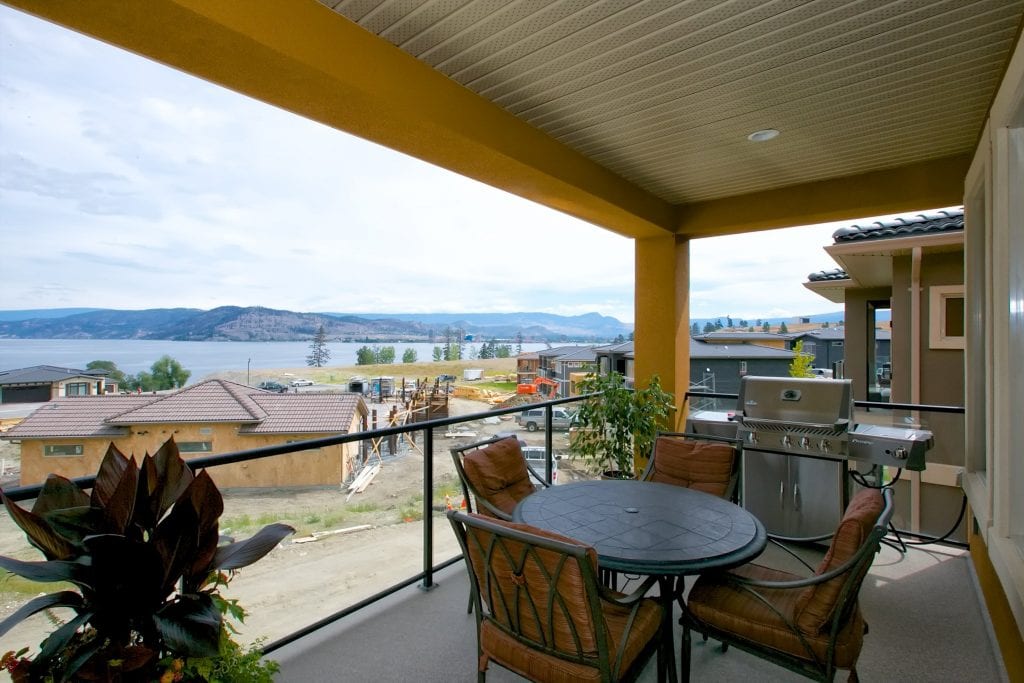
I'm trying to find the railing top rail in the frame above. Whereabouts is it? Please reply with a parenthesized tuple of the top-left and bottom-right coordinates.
(0, 394, 590, 502)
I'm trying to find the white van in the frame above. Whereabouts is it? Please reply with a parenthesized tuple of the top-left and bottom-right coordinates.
(521, 446, 559, 483)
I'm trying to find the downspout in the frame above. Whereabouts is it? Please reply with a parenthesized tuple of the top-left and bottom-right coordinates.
(910, 246, 923, 532)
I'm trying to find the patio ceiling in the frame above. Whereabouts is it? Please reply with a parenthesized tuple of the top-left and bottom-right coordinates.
(5, 0, 1024, 239)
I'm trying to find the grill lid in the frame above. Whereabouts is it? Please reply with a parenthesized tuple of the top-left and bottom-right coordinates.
(737, 376, 853, 432)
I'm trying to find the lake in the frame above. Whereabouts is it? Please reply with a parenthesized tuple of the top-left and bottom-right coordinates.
(0, 339, 555, 383)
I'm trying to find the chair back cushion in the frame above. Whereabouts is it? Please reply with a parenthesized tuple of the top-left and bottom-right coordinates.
(462, 515, 602, 656)
(648, 436, 735, 497)
(462, 438, 536, 517)
(794, 488, 883, 634)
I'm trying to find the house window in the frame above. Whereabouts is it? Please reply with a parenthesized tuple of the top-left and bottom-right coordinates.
(65, 382, 89, 396)
(44, 444, 84, 457)
(738, 361, 748, 374)
(177, 441, 213, 453)
(929, 285, 966, 349)
(833, 341, 844, 347)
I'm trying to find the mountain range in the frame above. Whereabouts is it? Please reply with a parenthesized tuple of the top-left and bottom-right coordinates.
(0, 307, 852, 342)
(0, 307, 634, 342)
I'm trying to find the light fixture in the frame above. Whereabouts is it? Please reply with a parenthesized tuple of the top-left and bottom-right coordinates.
(747, 128, 779, 142)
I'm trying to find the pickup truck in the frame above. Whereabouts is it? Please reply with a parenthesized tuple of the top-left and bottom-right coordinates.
(515, 407, 576, 432)
(257, 381, 288, 393)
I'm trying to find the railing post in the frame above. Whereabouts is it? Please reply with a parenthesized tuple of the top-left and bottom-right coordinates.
(420, 425, 436, 591)
(544, 405, 554, 484)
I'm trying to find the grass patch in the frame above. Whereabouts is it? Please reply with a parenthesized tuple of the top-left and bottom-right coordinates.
(346, 502, 380, 513)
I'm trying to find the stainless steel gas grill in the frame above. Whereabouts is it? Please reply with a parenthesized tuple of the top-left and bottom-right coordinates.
(736, 376, 854, 460)
(686, 376, 934, 540)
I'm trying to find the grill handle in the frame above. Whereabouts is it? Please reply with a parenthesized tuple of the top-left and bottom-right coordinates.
(793, 483, 801, 511)
(740, 416, 851, 432)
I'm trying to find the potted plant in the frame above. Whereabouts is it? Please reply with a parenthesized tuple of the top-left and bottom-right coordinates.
(571, 372, 674, 478)
(0, 438, 294, 682)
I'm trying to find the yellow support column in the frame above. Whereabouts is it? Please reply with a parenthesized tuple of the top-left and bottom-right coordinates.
(634, 235, 691, 430)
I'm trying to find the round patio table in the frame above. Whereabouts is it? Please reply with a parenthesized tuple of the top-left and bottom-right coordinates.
(513, 479, 766, 682)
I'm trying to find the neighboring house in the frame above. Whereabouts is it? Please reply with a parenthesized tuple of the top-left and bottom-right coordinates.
(689, 339, 795, 396)
(805, 208, 965, 540)
(2, 379, 369, 489)
(548, 346, 598, 397)
(514, 351, 540, 384)
(0, 365, 117, 404)
(693, 331, 790, 349)
(593, 340, 795, 399)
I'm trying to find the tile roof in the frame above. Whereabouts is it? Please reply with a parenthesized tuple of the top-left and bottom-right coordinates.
(2, 379, 368, 440)
(241, 393, 366, 434)
(0, 364, 108, 385)
(108, 379, 267, 424)
(1, 395, 149, 438)
(831, 208, 964, 243)
(807, 268, 850, 282)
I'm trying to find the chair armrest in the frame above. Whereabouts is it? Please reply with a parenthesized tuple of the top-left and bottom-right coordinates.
(523, 462, 552, 488)
(599, 574, 659, 606)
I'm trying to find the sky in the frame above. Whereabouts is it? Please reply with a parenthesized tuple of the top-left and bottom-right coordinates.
(0, 6, 941, 325)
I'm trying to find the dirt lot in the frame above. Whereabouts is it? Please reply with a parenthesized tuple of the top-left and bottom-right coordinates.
(0, 396, 585, 659)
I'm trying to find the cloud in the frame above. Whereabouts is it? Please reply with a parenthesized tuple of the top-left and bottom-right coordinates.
(0, 7, 948, 327)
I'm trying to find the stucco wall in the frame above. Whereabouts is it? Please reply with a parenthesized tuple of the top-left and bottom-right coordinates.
(18, 421, 361, 489)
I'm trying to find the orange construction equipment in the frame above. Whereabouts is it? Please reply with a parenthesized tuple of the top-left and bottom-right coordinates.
(516, 376, 559, 397)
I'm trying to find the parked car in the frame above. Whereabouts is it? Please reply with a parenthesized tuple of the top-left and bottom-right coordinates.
(515, 407, 576, 432)
(257, 381, 288, 393)
(810, 368, 833, 378)
(521, 446, 559, 483)
(290, 378, 314, 387)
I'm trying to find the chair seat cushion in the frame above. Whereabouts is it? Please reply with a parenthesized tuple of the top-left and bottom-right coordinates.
(463, 438, 536, 516)
(648, 438, 735, 498)
(687, 564, 865, 668)
(481, 591, 663, 682)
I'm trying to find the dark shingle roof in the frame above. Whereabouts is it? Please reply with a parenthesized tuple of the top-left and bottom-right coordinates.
(0, 365, 109, 385)
(831, 208, 963, 243)
(690, 339, 795, 359)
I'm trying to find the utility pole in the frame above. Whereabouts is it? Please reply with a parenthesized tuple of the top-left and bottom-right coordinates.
(247, 358, 251, 386)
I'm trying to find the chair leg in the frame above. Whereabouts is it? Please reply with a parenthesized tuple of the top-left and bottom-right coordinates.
(680, 622, 692, 683)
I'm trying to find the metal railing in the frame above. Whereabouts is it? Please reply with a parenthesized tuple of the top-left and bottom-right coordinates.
(1, 393, 588, 654)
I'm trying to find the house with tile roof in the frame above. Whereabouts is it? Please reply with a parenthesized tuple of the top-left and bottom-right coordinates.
(804, 208, 965, 542)
(0, 365, 118, 404)
(2, 379, 369, 489)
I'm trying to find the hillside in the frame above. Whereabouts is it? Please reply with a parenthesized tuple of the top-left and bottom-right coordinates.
(0, 306, 628, 342)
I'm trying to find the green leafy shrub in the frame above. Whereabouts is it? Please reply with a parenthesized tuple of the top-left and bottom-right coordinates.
(0, 438, 294, 681)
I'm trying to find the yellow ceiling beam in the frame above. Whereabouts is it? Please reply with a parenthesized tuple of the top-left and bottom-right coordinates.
(4, 0, 676, 240)
(676, 154, 971, 238)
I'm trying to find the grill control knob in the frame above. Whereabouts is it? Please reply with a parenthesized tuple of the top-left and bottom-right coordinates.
(894, 446, 908, 460)
(799, 436, 811, 449)
(747, 432, 758, 446)
(819, 440, 832, 454)
(782, 435, 792, 447)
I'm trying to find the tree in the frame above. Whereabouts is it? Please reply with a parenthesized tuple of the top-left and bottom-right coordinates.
(402, 348, 417, 363)
(86, 360, 128, 391)
(356, 346, 376, 365)
(147, 355, 190, 390)
(691, 322, 700, 336)
(378, 346, 396, 364)
(726, 315, 733, 328)
(306, 325, 331, 367)
(762, 321, 771, 332)
(614, 334, 625, 343)
(432, 346, 443, 361)
(779, 321, 789, 334)
(515, 332, 523, 355)
(703, 321, 715, 334)
(789, 339, 815, 377)
(495, 344, 511, 358)
(714, 318, 724, 329)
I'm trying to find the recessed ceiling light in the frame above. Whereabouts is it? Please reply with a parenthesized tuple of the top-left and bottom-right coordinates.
(747, 129, 779, 142)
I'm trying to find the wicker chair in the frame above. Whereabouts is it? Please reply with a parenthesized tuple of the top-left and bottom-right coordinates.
(450, 435, 550, 521)
(448, 510, 668, 682)
(680, 487, 894, 682)
(639, 432, 741, 502)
